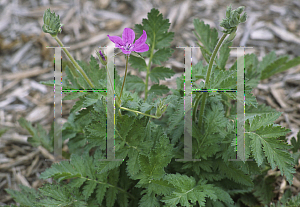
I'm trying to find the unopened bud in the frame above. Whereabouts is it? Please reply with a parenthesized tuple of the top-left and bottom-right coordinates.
(96, 49, 107, 65)
(42, 8, 63, 37)
(226, 5, 232, 18)
(155, 100, 168, 118)
(239, 12, 247, 23)
(236, 6, 245, 15)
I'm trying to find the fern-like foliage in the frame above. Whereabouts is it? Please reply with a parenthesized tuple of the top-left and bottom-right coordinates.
(245, 112, 295, 185)
(6, 7, 300, 207)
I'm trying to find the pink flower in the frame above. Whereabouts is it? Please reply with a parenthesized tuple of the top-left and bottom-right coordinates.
(107, 28, 149, 55)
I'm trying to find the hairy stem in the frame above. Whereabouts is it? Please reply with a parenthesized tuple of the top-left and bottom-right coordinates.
(197, 33, 228, 129)
(192, 93, 202, 122)
(144, 35, 155, 102)
(120, 106, 161, 119)
(120, 54, 129, 101)
(53, 36, 94, 88)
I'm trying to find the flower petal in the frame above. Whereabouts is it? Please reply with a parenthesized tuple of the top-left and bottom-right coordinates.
(120, 48, 132, 54)
(107, 35, 124, 46)
(134, 30, 147, 46)
(132, 43, 149, 53)
(122, 28, 135, 44)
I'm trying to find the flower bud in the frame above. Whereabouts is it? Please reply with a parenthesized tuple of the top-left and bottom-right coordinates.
(155, 100, 168, 118)
(42, 8, 63, 37)
(236, 6, 245, 14)
(229, 18, 235, 28)
(232, 10, 240, 21)
(226, 5, 232, 18)
(221, 5, 247, 34)
(239, 12, 247, 23)
(229, 11, 239, 27)
(96, 49, 107, 65)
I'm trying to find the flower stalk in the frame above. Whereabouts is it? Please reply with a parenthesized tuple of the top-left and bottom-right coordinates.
(106, 27, 166, 117)
(98, 50, 165, 119)
(119, 54, 129, 102)
(42, 8, 95, 88)
(197, 33, 227, 129)
(195, 5, 247, 129)
(53, 36, 95, 88)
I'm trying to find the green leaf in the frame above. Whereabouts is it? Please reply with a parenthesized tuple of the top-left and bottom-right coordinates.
(18, 117, 53, 152)
(106, 168, 120, 207)
(62, 92, 86, 101)
(62, 65, 79, 90)
(210, 69, 237, 89)
(126, 149, 141, 178)
(82, 180, 97, 200)
(149, 66, 175, 84)
(193, 19, 218, 53)
(261, 55, 300, 80)
(244, 104, 278, 123)
(148, 84, 169, 96)
(6, 185, 41, 207)
(192, 61, 207, 81)
(258, 51, 276, 73)
(218, 161, 254, 186)
(151, 48, 174, 65)
(75, 60, 90, 89)
(140, 102, 155, 114)
(96, 183, 109, 205)
(253, 175, 276, 205)
(248, 112, 282, 131)
(245, 88, 258, 108)
(216, 42, 232, 70)
(125, 74, 145, 92)
(137, 130, 173, 183)
(40, 80, 54, 86)
(167, 97, 184, 140)
(139, 191, 160, 207)
(85, 55, 107, 89)
(260, 55, 289, 80)
(290, 130, 300, 153)
(129, 54, 147, 71)
(246, 119, 295, 185)
(135, 8, 174, 50)
(38, 183, 87, 207)
(161, 174, 233, 206)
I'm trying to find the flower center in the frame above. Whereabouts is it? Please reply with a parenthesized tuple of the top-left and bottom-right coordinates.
(124, 42, 133, 51)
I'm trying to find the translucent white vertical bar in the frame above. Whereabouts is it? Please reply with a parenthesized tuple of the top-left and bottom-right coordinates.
(236, 48, 245, 161)
(106, 46, 115, 160)
(175, 47, 201, 161)
(184, 47, 193, 160)
(54, 48, 62, 159)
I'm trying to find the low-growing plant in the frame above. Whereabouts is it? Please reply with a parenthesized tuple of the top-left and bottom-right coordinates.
(4, 5, 300, 207)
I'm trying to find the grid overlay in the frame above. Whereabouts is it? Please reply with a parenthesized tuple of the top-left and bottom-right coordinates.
(48, 46, 254, 163)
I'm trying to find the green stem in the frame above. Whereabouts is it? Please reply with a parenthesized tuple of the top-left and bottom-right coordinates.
(119, 106, 161, 119)
(105, 54, 158, 119)
(197, 33, 228, 129)
(192, 93, 202, 122)
(53, 36, 94, 88)
(144, 37, 155, 102)
(120, 55, 129, 101)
